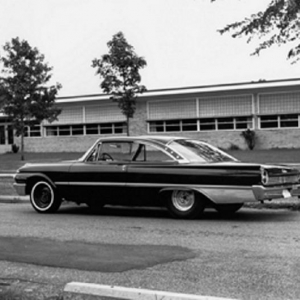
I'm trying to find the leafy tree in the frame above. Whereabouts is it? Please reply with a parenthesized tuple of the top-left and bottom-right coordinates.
(92, 32, 147, 136)
(212, 0, 300, 63)
(0, 37, 61, 160)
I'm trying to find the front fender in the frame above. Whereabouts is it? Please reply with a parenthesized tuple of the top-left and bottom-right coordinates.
(14, 172, 56, 196)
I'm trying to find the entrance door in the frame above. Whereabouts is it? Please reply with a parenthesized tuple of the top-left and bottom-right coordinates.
(7, 125, 14, 144)
(0, 126, 5, 145)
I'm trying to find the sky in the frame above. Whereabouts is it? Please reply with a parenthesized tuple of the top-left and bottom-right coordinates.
(0, 0, 299, 97)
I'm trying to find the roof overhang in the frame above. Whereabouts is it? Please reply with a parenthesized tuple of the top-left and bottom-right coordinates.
(55, 78, 300, 104)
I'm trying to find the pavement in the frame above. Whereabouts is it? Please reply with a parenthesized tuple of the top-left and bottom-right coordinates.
(0, 174, 299, 300)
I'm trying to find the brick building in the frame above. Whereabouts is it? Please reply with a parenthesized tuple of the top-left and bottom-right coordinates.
(2, 78, 300, 153)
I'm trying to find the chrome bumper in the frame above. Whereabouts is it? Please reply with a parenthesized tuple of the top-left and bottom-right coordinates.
(252, 184, 300, 201)
(198, 184, 300, 204)
(13, 183, 26, 196)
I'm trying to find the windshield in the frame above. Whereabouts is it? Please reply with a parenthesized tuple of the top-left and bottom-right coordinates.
(168, 139, 237, 163)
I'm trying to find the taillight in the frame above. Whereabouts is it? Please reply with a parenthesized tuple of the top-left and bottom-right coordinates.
(261, 168, 269, 185)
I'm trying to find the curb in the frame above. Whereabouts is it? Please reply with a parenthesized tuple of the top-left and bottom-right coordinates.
(0, 195, 29, 203)
(63, 282, 238, 300)
(0, 173, 15, 178)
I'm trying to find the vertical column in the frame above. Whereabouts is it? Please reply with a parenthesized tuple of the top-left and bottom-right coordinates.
(252, 93, 259, 130)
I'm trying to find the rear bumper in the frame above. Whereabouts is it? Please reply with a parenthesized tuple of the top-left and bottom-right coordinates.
(252, 184, 300, 201)
(198, 184, 300, 204)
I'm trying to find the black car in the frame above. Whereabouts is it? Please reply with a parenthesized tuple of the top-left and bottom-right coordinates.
(14, 136, 300, 219)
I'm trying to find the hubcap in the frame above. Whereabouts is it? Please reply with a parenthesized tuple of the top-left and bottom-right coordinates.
(172, 190, 195, 212)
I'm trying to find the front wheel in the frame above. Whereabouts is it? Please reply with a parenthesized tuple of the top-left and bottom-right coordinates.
(166, 190, 205, 219)
(30, 181, 61, 213)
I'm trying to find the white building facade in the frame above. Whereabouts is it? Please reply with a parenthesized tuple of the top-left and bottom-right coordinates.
(3, 78, 300, 153)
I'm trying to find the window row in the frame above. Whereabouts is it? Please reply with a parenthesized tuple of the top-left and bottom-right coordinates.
(24, 122, 125, 137)
(149, 117, 253, 133)
(22, 114, 300, 137)
(259, 114, 300, 129)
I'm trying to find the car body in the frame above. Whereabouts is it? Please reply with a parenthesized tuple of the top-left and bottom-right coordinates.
(14, 136, 300, 219)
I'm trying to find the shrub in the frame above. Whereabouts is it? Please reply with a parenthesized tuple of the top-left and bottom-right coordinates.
(241, 129, 256, 150)
(228, 143, 240, 151)
(11, 144, 19, 153)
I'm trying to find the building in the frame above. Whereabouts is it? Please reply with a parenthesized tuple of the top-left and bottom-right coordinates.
(2, 78, 300, 153)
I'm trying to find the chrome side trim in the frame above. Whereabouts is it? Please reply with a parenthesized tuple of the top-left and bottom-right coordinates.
(55, 181, 249, 190)
(55, 182, 126, 187)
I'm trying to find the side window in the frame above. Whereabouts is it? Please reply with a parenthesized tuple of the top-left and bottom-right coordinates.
(134, 144, 174, 162)
(86, 144, 100, 162)
(98, 142, 138, 161)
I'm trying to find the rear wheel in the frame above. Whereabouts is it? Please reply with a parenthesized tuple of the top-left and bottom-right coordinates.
(214, 203, 243, 215)
(30, 181, 61, 213)
(167, 190, 205, 219)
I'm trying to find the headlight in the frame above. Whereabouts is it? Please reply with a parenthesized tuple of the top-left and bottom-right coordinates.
(261, 168, 269, 185)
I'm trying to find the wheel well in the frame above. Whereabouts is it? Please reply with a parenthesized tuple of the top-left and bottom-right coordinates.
(159, 188, 211, 205)
(26, 177, 55, 195)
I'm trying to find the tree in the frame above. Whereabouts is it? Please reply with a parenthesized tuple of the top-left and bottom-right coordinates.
(0, 37, 61, 160)
(212, 0, 300, 63)
(92, 32, 147, 136)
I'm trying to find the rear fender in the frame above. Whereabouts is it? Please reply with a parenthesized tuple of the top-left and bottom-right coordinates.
(159, 187, 212, 203)
(159, 186, 252, 204)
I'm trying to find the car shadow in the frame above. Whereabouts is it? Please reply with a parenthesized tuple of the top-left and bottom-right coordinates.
(56, 203, 297, 222)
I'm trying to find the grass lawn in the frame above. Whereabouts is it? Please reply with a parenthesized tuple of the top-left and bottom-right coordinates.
(227, 149, 300, 164)
(0, 149, 300, 173)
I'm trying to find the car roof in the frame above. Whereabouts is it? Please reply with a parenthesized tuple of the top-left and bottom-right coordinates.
(97, 135, 186, 146)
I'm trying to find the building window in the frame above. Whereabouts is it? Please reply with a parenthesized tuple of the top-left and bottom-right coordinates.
(280, 114, 299, 128)
(149, 117, 252, 133)
(259, 114, 299, 129)
(149, 121, 164, 132)
(236, 117, 253, 129)
(100, 123, 113, 134)
(200, 118, 216, 131)
(182, 119, 198, 131)
(217, 117, 234, 130)
(72, 125, 84, 135)
(58, 125, 70, 136)
(86, 124, 99, 135)
(44, 122, 125, 137)
(165, 120, 181, 132)
(24, 125, 42, 137)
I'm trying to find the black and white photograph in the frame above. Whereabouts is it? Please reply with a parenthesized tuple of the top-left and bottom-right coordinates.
(0, 1, 300, 299)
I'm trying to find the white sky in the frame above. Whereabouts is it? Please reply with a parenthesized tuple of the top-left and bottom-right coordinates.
(0, 0, 299, 97)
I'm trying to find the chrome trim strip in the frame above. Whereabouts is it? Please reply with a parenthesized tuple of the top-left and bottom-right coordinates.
(55, 182, 126, 187)
(55, 181, 250, 190)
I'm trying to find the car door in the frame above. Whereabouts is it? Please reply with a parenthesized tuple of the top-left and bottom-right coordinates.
(67, 141, 136, 202)
(126, 142, 179, 205)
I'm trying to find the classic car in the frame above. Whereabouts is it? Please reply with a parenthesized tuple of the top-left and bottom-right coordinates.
(14, 136, 300, 219)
